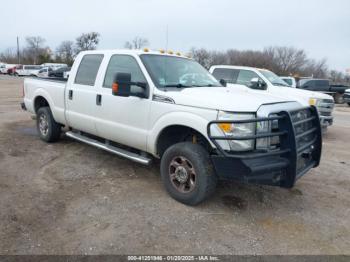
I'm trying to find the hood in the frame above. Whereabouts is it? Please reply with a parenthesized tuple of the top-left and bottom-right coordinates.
(269, 85, 334, 102)
(157, 86, 297, 112)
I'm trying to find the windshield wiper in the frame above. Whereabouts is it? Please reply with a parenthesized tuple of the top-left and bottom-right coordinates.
(196, 84, 218, 87)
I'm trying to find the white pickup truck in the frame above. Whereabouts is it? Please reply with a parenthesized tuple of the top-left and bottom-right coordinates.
(22, 49, 322, 205)
(210, 66, 334, 131)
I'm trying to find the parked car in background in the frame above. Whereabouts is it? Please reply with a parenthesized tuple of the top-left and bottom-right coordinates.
(48, 67, 71, 78)
(63, 70, 70, 79)
(280, 76, 297, 87)
(298, 79, 348, 103)
(15, 65, 42, 77)
(41, 63, 67, 70)
(0, 64, 17, 74)
(0, 63, 6, 74)
(21, 49, 322, 205)
(210, 65, 334, 131)
(37, 67, 53, 78)
(7, 66, 18, 75)
(344, 89, 350, 106)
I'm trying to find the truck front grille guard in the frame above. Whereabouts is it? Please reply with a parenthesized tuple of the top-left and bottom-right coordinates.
(207, 106, 322, 186)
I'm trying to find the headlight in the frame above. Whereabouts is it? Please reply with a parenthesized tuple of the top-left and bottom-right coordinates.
(217, 111, 255, 151)
(309, 98, 320, 106)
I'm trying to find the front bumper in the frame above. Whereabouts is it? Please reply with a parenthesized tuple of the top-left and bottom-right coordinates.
(344, 93, 350, 103)
(317, 100, 334, 128)
(208, 107, 322, 188)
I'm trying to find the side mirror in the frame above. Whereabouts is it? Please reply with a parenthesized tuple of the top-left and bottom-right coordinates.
(112, 72, 148, 98)
(250, 78, 267, 90)
(112, 73, 131, 97)
(219, 79, 227, 87)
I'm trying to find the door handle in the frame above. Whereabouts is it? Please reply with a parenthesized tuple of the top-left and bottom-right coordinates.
(68, 90, 73, 100)
(96, 94, 102, 106)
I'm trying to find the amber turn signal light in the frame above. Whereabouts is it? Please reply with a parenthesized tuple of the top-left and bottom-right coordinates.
(112, 83, 119, 93)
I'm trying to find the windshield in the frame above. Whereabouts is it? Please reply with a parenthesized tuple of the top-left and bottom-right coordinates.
(140, 54, 221, 89)
(259, 70, 289, 87)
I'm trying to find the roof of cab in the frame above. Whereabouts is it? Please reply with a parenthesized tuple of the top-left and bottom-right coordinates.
(211, 65, 266, 71)
(78, 49, 191, 59)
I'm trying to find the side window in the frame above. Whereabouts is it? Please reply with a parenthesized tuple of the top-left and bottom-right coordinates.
(236, 70, 260, 86)
(212, 68, 239, 84)
(103, 55, 147, 93)
(75, 54, 104, 86)
(303, 80, 313, 89)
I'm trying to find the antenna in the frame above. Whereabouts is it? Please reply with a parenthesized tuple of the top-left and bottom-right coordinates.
(165, 24, 169, 52)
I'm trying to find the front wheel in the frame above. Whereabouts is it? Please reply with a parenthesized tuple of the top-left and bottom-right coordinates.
(334, 93, 343, 104)
(160, 142, 217, 205)
(36, 107, 61, 142)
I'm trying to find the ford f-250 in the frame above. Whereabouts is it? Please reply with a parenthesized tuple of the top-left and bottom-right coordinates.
(21, 49, 322, 205)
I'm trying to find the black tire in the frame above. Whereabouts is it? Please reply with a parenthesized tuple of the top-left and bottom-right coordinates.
(334, 93, 343, 104)
(347, 103, 350, 106)
(160, 142, 217, 206)
(36, 107, 61, 142)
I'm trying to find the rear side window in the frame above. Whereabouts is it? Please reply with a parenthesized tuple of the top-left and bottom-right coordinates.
(75, 54, 104, 86)
(103, 55, 146, 92)
(212, 68, 239, 83)
(315, 80, 329, 87)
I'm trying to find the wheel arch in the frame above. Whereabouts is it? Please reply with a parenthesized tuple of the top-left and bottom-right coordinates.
(148, 112, 215, 157)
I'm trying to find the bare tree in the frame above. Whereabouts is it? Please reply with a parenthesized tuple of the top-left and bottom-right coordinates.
(56, 41, 75, 65)
(0, 48, 18, 64)
(264, 46, 308, 75)
(124, 37, 149, 49)
(190, 48, 212, 69)
(75, 32, 100, 53)
(24, 36, 47, 64)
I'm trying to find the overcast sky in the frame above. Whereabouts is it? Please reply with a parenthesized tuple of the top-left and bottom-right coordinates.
(1, 0, 349, 71)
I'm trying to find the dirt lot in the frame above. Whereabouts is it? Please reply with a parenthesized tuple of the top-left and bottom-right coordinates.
(0, 75, 349, 255)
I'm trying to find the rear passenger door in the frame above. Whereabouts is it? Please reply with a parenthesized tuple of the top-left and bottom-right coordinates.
(65, 54, 104, 135)
(212, 68, 239, 84)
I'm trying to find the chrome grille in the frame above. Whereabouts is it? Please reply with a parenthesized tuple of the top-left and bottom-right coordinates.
(317, 99, 334, 117)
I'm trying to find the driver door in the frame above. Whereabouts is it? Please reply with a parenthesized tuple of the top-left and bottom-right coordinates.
(94, 54, 151, 151)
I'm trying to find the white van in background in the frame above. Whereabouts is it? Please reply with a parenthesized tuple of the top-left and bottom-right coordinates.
(15, 65, 42, 77)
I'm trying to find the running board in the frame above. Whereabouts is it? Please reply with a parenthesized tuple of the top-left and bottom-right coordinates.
(65, 131, 152, 165)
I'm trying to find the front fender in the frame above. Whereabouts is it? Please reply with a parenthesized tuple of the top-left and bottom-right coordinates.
(147, 111, 215, 156)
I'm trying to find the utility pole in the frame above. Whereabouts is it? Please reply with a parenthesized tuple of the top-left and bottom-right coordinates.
(16, 36, 20, 64)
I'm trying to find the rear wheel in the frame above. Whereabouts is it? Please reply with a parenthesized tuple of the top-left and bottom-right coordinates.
(347, 103, 350, 106)
(36, 107, 61, 142)
(160, 142, 217, 205)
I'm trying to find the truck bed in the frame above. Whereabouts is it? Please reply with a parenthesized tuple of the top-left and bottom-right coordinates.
(23, 77, 67, 125)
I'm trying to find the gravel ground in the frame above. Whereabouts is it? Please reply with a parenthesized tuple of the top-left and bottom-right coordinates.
(0, 75, 349, 255)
